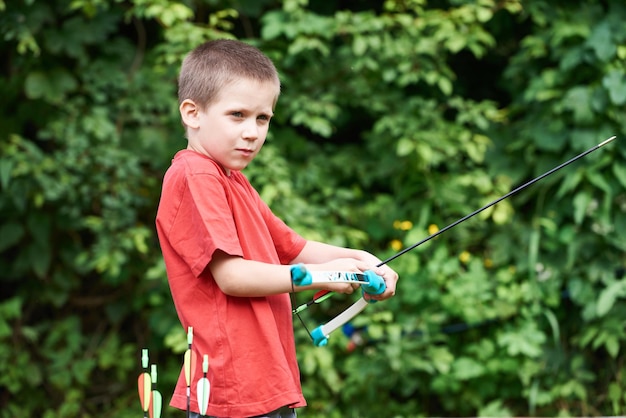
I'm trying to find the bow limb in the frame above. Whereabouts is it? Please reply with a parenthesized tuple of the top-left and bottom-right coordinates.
(310, 297, 371, 347)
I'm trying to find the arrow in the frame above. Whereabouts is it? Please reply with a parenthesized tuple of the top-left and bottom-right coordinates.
(184, 326, 196, 418)
(149, 364, 163, 418)
(196, 354, 211, 417)
(137, 349, 151, 417)
(292, 290, 333, 314)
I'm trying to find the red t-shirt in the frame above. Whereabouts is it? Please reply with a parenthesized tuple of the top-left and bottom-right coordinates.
(155, 150, 307, 417)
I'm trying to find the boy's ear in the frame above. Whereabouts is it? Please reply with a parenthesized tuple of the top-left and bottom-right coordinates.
(180, 99, 200, 129)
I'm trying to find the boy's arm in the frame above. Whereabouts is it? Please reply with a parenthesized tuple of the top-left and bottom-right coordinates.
(209, 242, 398, 299)
(209, 249, 367, 297)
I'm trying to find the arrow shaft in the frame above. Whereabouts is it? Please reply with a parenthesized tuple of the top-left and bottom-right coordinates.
(377, 136, 616, 267)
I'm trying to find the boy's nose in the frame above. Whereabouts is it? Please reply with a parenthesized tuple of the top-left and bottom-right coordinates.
(242, 120, 259, 140)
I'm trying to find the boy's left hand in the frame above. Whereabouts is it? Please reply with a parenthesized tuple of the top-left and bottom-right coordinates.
(353, 250, 398, 301)
(365, 264, 398, 301)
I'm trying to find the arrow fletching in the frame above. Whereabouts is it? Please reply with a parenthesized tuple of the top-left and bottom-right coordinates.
(184, 327, 195, 386)
(150, 390, 162, 418)
(149, 364, 163, 418)
(184, 349, 192, 386)
(197, 354, 210, 415)
(138, 372, 151, 411)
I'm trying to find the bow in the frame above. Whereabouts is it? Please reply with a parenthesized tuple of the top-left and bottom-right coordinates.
(293, 135, 616, 347)
(290, 264, 386, 346)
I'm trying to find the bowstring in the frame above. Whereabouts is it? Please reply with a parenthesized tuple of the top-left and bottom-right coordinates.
(290, 291, 313, 340)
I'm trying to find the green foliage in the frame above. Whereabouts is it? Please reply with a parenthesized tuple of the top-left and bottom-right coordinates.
(1, 0, 626, 416)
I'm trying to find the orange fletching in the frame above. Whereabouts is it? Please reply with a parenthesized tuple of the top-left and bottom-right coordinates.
(138, 372, 151, 411)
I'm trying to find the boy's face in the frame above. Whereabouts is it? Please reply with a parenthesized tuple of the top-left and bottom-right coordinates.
(181, 78, 278, 175)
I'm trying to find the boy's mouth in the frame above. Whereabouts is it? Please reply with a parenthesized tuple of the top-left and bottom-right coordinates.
(236, 148, 254, 156)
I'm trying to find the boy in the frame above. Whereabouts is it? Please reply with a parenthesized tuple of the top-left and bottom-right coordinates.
(156, 39, 398, 418)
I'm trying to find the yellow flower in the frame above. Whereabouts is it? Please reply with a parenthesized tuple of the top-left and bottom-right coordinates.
(428, 224, 439, 235)
(400, 220, 413, 230)
(484, 258, 493, 268)
(393, 220, 413, 231)
(390, 239, 403, 251)
(459, 251, 471, 264)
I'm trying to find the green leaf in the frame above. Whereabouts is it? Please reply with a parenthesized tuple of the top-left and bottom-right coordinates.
(572, 192, 591, 225)
(0, 297, 23, 320)
(428, 346, 454, 374)
(23, 71, 47, 99)
(0, 158, 13, 190)
(452, 357, 485, 380)
(562, 86, 593, 123)
(586, 20, 615, 62)
(24, 69, 78, 103)
(30, 243, 51, 279)
(585, 170, 612, 194)
(613, 164, 626, 189)
(0, 222, 24, 252)
(260, 11, 287, 40)
(438, 77, 453, 96)
(543, 309, 561, 346)
(602, 70, 626, 105)
(605, 335, 619, 358)
(396, 138, 414, 156)
(556, 169, 583, 198)
(560, 47, 584, 71)
(497, 321, 546, 358)
(608, 382, 623, 414)
(597, 281, 626, 317)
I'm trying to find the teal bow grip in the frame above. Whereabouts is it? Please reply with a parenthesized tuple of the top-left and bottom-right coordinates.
(361, 270, 386, 296)
(290, 263, 312, 286)
(311, 326, 329, 347)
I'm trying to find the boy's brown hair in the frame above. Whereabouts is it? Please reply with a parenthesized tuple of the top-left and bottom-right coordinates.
(178, 39, 281, 110)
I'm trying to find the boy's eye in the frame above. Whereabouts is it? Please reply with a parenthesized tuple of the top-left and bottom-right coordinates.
(229, 111, 271, 121)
